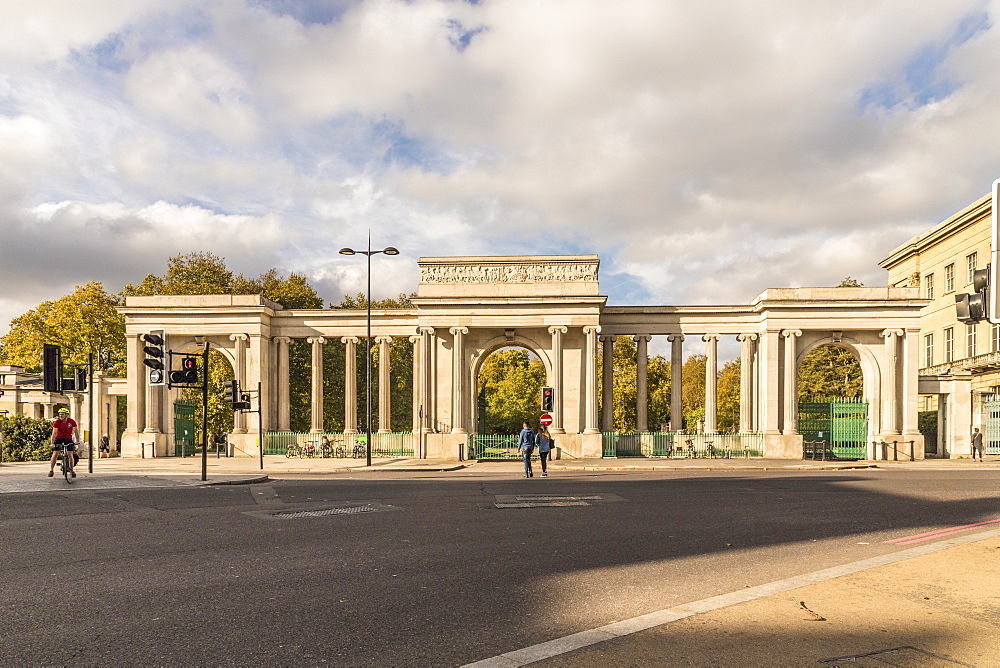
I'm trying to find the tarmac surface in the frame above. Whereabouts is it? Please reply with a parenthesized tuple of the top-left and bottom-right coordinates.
(3, 453, 999, 666)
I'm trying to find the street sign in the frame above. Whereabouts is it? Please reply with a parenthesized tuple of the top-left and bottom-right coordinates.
(539, 413, 553, 426)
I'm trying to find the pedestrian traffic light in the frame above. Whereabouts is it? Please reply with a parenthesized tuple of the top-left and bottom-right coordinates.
(169, 357, 199, 385)
(42, 344, 62, 393)
(142, 330, 165, 385)
(541, 386, 554, 412)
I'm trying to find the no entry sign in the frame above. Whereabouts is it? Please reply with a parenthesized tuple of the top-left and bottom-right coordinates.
(539, 413, 553, 426)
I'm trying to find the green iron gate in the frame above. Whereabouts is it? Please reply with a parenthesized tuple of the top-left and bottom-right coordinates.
(173, 401, 197, 456)
(799, 398, 869, 460)
(984, 398, 1000, 455)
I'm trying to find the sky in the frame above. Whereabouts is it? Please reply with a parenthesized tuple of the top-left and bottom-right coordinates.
(4, 0, 1000, 346)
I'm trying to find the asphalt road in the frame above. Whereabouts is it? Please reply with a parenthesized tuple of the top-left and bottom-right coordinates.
(3, 467, 998, 665)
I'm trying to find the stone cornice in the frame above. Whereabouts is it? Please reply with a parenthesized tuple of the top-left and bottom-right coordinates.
(879, 193, 991, 270)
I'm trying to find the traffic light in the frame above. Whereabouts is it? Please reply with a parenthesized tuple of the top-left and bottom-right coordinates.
(541, 386, 554, 412)
(169, 357, 199, 385)
(74, 367, 88, 392)
(956, 266, 990, 324)
(43, 344, 62, 393)
(142, 330, 165, 385)
(235, 392, 252, 412)
(224, 379, 240, 405)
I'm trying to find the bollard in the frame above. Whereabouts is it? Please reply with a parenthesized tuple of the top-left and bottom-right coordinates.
(458, 443, 464, 461)
(909, 440, 915, 462)
(893, 440, 898, 461)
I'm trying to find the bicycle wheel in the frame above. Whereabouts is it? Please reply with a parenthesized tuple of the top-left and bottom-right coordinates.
(62, 450, 73, 483)
(353, 444, 366, 459)
(285, 445, 298, 458)
(335, 445, 346, 458)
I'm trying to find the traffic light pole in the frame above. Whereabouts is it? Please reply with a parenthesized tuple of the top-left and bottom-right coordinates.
(200, 342, 209, 482)
(87, 352, 94, 474)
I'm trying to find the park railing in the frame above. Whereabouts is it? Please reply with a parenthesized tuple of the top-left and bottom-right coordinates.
(602, 432, 763, 458)
(264, 432, 415, 458)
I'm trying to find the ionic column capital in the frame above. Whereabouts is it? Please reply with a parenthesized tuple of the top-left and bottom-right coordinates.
(417, 326, 435, 336)
(548, 325, 568, 336)
(632, 334, 652, 343)
(881, 329, 904, 339)
(341, 336, 360, 345)
(667, 333, 685, 343)
(599, 334, 616, 343)
(781, 329, 802, 339)
(583, 325, 602, 335)
(408, 334, 420, 344)
(448, 327, 468, 336)
(702, 333, 722, 343)
(230, 333, 249, 342)
(273, 335, 292, 344)
(307, 337, 326, 345)
(737, 332, 758, 342)
(375, 335, 393, 344)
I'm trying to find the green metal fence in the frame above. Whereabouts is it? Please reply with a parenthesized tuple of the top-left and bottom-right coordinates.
(602, 432, 763, 458)
(468, 434, 538, 460)
(799, 398, 869, 460)
(264, 432, 415, 457)
(173, 401, 197, 456)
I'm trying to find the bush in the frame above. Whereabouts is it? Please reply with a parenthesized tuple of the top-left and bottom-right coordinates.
(1, 414, 53, 461)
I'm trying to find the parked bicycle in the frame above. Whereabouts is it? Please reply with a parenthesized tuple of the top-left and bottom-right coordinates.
(285, 443, 303, 458)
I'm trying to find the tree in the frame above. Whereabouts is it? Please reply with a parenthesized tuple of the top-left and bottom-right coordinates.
(795, 277, 866, 399)
(0, 414, 53, 461)
(682, 354, 707, 429)
(0, 281, 126, 375)
(717, 359, 741, 432)
(478, 348, 545, 434)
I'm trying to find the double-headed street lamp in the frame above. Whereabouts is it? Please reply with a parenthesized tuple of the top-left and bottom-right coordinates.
(339, 239, 399, 467)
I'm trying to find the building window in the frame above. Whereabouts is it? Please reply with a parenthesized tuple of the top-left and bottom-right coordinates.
(967, 252, 978, 284)
(925, 273, 934, 299)
(944, 327, 954, 362)
(945, 264, 955, 293)
(967, 323, 977, 358)
(924, 333, 934, 366)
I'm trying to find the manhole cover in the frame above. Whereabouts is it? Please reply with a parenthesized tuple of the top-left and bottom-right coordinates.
(496, 501, 591, 508)
(492, 493, 624, 509)
(272, 506, 378, 519)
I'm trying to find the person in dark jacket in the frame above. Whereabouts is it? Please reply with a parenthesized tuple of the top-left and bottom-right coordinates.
(518, 422, 536, 478)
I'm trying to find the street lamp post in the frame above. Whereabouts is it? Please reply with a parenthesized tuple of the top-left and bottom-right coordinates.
(339, 237, 399, 467)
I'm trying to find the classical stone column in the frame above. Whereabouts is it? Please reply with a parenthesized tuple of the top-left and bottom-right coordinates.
(781, 330, 802, 434)
(230, 334, 249, 434)
(126, 334, 145, 434)
(759, 330, 781, 435)
(902, 328, 921, 438)
(409, 335, 421, 434)
(549, 326, 568, 433)
(668, 334, 684, 431)
(881, 329, 903, 435)
(376, 336, 393, 433)
(737, 333, 758, 432)
(583, 325, 601, 433)
(274, 336, 291, 431)
(308, 337, 325, 434)
(634, 334, 652, 432)
(450, 327, 468, 434)
(703, 334, 721, 433)
(342, 337, 359, 433)
(600, 335, 616, 432)
(419, 327, 435, 433)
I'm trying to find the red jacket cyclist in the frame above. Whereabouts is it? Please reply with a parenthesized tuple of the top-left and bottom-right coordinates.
(49, 408, 80, 478)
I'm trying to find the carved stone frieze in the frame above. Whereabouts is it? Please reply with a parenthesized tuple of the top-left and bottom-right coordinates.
(420, 262, 598, 284)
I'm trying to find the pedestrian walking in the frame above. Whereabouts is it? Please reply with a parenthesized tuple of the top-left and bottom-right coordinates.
(99, 434, 110, 458)
(535, 425, 554, 477)
(972, 427, 984, 462)
(518, 422, 536, 478)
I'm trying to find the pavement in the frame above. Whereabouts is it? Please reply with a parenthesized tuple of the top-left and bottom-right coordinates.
(3, 453, 999, 666)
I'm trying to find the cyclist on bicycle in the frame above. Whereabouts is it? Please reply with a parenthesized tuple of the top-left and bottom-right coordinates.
(48, 407, 79, 478)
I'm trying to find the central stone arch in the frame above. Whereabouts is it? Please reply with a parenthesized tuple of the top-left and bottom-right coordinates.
(468, 334, 553, 436)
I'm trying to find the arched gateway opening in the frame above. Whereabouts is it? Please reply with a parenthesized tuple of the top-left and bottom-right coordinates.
(798, 343, 868, 460)
(118, 258, 924, 461)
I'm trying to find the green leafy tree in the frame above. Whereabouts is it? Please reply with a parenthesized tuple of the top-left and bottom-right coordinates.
(0, 281, 126, 375)
(717, 359, 741, 432)
(478, 348, 545, 434)
(0, 414, 53, 461)
(796, 277, 865, 399)
(682, 354, 707, 429)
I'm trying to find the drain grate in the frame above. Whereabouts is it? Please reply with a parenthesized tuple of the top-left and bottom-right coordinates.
(492, 493, 624, 509)
(818, 646, 969, 665)
(272, 505, 377, 519)
(496, 501, 591, 508)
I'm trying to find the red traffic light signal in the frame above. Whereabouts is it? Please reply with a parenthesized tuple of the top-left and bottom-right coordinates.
(541, 386, 554, 412)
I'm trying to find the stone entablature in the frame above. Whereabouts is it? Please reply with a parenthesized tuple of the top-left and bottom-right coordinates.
(417, 255, 601, 298)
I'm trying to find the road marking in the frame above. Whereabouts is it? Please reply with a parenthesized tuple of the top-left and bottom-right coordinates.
(883, 518, 1000, 545)
(462, 527, 1000, 668)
